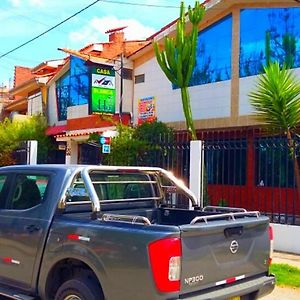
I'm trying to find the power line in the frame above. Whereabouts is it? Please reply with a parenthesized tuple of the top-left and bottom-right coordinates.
(101, 0, 179, 8)
(0, 0, 102, 60)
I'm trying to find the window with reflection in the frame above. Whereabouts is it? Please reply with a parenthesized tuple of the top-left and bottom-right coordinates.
(56, 56, 90, 120)
(56, 71, 70, 121)
(189, 14, 232, 86)
(70, 56, 89, 105)
(240, 8, 300, 77)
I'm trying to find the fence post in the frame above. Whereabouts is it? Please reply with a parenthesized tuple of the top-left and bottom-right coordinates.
(189, 140, 203, 208)
(27, 140, 38, 165)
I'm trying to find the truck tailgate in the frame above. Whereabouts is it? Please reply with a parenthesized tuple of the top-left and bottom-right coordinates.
(179, 215, 271, 294)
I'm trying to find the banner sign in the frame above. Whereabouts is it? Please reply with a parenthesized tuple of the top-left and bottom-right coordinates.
(137, 96, 156, 124)
(91, 66, 116, 114)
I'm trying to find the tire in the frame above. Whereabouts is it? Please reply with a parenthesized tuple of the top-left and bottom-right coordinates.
(54, 277, 103, 300)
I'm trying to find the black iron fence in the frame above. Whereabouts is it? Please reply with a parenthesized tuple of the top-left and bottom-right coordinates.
(138, 129, 300, 225)
(12, 141, 28, 165)
(101, 128, 300, 225)
(200, 129, 300, 225)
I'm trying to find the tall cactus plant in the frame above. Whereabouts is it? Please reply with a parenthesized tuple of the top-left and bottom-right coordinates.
(154, 1, 205, 140)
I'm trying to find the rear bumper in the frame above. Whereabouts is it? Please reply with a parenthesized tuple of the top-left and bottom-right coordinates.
(178, 275, 275, 300)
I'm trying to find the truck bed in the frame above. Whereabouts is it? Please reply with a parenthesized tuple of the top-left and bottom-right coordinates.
(60, 205, 272, 298)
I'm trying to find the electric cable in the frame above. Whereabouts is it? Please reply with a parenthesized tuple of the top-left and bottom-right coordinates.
(0, 0, 102, 60)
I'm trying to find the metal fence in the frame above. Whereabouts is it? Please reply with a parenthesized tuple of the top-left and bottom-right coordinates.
(144, 129, 300, 225)
(12, 141, 28, 165)
(100, 127, 300, 225)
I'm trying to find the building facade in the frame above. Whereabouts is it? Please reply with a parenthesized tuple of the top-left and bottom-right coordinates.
(130, 0, 300, 217)
(46, 27, 149, 164)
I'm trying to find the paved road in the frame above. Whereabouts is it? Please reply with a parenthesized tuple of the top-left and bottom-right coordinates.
(262, 286, 300, 299)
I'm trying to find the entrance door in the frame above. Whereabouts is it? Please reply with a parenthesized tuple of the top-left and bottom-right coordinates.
(79, 143, 101, 165)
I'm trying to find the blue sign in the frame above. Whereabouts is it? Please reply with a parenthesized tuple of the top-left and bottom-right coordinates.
(102, 144, 111, 154)
(100, 136, 106, 144)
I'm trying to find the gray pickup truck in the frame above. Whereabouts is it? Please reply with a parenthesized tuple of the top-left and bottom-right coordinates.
(0, 165, 275, 300)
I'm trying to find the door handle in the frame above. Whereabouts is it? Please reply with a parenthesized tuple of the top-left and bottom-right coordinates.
(224, 226, 243, 238)
(25, 224, 41, 233)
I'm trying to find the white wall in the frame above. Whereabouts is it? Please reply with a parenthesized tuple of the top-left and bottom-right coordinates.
(133, 57, 231, 124)
(113, 58, 134, 114)
(67, 104, 89, 119)
(272, 223, 300, 254)
(47, 83, 64, 126)
(239, 67, 300, 116)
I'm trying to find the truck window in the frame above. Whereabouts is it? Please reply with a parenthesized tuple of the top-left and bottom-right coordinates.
(90, 172, 159, 201)
(0, 175, 8, 208)
(9, 174, 49, 210)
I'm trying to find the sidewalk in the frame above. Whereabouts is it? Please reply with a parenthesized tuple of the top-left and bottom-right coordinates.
(272, 251, 300, 268)
(262, 251, 300, 300)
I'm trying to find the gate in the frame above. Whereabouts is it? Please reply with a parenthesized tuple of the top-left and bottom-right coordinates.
(12, 140, 38, 165)
(199, 129, 300, 225)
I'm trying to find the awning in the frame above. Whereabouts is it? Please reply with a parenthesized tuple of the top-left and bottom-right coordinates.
(46, 125, 67, 136)
(55, 126, 115, 138)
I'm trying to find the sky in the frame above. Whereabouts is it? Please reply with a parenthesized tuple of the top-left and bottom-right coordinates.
(0, 0, 197, 87)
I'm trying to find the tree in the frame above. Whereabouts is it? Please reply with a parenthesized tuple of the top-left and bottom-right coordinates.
(154, 1, 204, 140)
(249, 61, 300, 194)
(104, 121, 174, 166)
(0, 115, 51, 166)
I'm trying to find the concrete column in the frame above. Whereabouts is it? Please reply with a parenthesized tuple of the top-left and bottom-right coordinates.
(231, 7, 240, 120)
(189, 140, 203, 208)
(70, 141, 78, 164)
(65, 140, 72, 164)
(65, 140, 78, 165)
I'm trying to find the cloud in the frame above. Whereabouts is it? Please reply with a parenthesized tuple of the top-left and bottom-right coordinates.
(9, 0, 21, 7)
(9, 0, 44, 7)
(69, 16, 156, 46)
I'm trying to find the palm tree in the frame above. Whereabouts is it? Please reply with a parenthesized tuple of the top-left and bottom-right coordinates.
(249, 61, 300, 194)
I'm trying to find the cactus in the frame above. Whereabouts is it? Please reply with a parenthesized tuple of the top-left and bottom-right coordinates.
(154, 1, 205, 140)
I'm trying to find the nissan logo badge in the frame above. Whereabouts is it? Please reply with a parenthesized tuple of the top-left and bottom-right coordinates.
(230, 240, 239, 254)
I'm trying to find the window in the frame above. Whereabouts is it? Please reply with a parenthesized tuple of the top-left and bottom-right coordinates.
(90, 172, 157, 201)
(135, 74, 145, 84)
(189, 14, 232, 86)
(0, 175, 7, 192)
(255, 137, 298, 187)
(0, 175, 8, 208)
(56, 56, 90, 120)
(9, 174, 49, 210)
(56, 72, 71, 121)
(240, 8, 300, 77)
(205, 139, 247, 185)
(122, 68, 133, 80)
(70, 56, 89, 106)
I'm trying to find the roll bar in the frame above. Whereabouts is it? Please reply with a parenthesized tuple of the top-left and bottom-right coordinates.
(58, 166, 198, 219)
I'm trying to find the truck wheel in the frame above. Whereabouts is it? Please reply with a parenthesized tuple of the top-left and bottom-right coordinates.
(55, 277, 103, 300)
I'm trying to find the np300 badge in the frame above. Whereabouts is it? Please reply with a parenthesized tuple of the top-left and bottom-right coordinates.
(230, 240, 239, 254)
(184, 275, 204, 286)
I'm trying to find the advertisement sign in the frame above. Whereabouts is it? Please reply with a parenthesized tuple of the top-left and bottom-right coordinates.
(137, 96, 156, 124)
(91, 66, 116, 114)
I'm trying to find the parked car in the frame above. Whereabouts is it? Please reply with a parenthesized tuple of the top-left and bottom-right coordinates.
(0, 165, 275, 300)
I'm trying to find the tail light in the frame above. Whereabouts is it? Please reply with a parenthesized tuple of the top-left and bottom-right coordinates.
(269, 225, 274, 265)
(148, 237, 181, 293)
